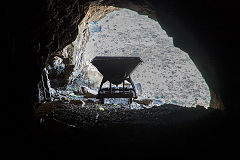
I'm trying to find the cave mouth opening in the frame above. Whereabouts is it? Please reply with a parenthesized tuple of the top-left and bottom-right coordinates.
(37, 4, 211, 114)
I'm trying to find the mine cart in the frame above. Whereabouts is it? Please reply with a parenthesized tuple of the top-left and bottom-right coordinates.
(91, 56, 143, 104)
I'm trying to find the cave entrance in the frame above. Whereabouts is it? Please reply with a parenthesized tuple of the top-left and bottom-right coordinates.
(38, 6, 211, 110)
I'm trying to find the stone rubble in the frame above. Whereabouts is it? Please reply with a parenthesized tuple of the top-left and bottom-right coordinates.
(50, 84, 159, 110)
(81, 86, 98, 98)
(133, 98, 153, 106)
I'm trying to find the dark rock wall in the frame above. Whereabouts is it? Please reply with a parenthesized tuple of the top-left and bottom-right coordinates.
(4, 0, 91, 129)
(5, 0, 45, 129)
(43, 0, 90, 54)
(4, 0, 240, 129)
(150, 0, 240, 111)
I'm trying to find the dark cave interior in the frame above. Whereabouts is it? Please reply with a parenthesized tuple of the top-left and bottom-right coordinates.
(3, 0, 240, 158)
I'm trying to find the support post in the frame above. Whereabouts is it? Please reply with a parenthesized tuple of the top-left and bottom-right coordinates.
(123, 80, 125, 93)
(110, 81, 112, 94)
(126, 76, 137, 98)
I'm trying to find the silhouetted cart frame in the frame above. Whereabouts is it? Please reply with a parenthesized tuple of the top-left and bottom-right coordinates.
(91, 56, 143, 104)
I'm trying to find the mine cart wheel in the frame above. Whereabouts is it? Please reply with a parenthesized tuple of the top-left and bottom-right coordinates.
(100, 98, 104, 104)
(128, 97, 133, 104)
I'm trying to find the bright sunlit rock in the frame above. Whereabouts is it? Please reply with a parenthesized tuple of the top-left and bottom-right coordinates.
(80, 8, 211, 108)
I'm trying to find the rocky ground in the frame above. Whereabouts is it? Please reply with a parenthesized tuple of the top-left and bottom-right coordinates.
(34, 101, 210, 128)
(25, 101, 235, 159)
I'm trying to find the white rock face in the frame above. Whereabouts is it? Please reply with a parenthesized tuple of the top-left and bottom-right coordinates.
(82, 8, 210, 108)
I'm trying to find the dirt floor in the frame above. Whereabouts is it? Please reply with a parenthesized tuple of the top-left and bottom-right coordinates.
(3, 101, 232, 159)
(34, 101, 216, 128)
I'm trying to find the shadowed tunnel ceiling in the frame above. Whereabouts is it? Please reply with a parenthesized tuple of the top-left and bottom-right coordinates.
(4, 0, 240, 125)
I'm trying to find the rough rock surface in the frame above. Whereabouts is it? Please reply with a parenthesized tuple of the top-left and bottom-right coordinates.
(81, 86, 98, 98)
(60, 5, 118, 85)
(34, 101, 222, 129)
(133, 98, 153, 106)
